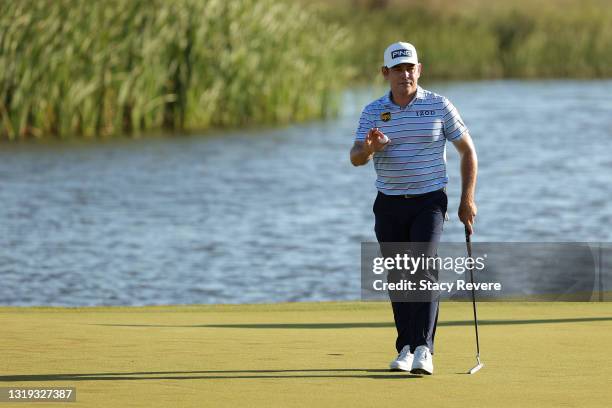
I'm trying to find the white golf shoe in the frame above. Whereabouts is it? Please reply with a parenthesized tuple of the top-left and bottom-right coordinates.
(410, 345, 434, 375)
(389, 345, 413, 371)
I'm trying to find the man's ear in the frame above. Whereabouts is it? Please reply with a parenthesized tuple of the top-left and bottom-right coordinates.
(381, 66, 389, 79)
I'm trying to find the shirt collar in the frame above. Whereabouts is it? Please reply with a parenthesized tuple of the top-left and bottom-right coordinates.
(383, 86, 425, 109)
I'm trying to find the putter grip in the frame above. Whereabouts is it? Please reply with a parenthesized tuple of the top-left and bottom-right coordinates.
(465, 226, 472, 258)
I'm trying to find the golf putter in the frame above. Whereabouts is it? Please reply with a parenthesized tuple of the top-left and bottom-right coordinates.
(465, 226, 484, 374)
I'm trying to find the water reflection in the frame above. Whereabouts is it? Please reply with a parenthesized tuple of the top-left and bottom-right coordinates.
(1, 80, 611, 305)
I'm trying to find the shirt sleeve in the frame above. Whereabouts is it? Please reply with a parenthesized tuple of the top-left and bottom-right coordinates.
(354, 105, 375, 142)
(441, 98, 468, 141)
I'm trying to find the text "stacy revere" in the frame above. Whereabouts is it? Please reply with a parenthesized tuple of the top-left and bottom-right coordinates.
(373, 280, 502, 292)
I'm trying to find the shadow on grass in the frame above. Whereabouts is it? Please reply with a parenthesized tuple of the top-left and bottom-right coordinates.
(0, 369, 421, 382)
(92, 316, 612, 329)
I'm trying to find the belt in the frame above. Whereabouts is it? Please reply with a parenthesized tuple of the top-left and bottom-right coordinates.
(381, 187, 445, 199)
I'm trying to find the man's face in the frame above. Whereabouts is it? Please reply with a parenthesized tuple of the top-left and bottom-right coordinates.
(382, 63, 421, 94)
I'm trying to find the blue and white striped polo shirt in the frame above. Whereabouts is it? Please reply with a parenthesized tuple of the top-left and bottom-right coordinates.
(355, 86, 468, 195)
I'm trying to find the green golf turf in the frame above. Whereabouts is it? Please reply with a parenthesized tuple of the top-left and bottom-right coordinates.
(1, 301, 611, 407)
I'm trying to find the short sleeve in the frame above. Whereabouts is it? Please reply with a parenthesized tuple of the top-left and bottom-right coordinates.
(441, 98, 468, 141)
(355, 105, 375, 142)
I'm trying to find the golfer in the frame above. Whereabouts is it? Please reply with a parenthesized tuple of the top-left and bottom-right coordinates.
(350, 41, 477, 375)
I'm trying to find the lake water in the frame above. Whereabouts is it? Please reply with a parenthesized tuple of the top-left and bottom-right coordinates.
(1, 80, 611, 306)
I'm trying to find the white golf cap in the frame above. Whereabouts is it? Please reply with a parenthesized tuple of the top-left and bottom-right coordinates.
(383, 42, 418, 68)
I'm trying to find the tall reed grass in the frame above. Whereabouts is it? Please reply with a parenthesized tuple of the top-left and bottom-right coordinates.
(322, 3, 612, 82)
(0, 0, 350, 140)
(2, 0, 611, 141)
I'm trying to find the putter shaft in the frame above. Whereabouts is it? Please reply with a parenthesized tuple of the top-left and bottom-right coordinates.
(465, 227, 484, 374)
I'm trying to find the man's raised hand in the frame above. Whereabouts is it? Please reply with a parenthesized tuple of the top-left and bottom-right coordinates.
(366, 127, 389, 153)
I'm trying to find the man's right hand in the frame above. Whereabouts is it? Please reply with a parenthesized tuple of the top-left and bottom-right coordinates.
(350, 128, 390, 166)
(365, 127, 389, 154)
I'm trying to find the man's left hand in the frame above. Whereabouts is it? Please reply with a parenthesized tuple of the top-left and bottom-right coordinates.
(458, 199, 477, 235)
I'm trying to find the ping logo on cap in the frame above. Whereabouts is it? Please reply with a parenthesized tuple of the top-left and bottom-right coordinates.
(391, 49, 412, 59)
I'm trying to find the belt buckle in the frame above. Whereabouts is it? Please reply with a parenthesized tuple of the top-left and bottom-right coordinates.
(403, 188, 444, 199)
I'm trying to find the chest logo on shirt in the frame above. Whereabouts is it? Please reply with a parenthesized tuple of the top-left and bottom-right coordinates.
(416, 110, 436, 117)
(380, 111, 391, 122)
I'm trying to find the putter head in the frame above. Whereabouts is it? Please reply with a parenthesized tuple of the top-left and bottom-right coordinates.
(468, 362, 484, 374)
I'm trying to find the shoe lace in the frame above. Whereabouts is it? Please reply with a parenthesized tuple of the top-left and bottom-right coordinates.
(398, 346, 411, 359)
(417, 348, 431, 360)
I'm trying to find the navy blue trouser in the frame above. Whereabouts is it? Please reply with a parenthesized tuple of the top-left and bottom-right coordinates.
(373, 189, 447, 354)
